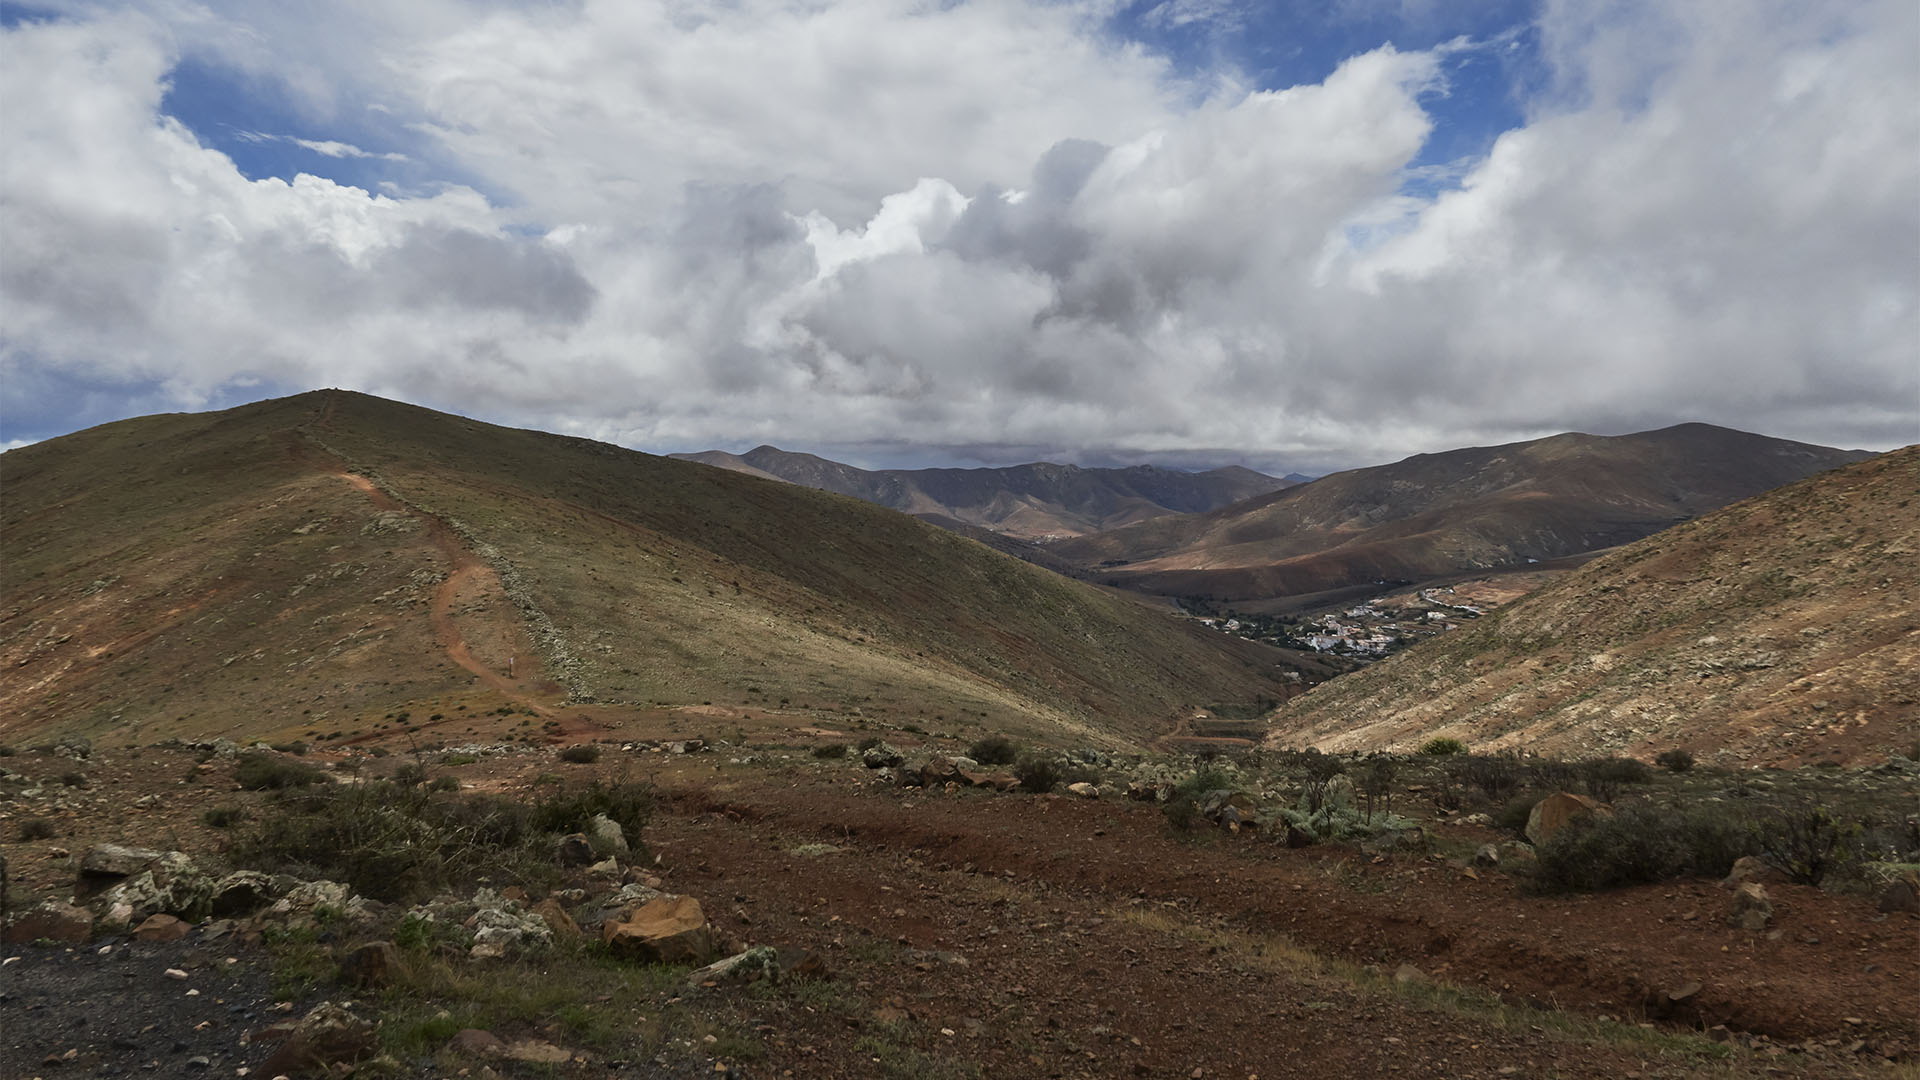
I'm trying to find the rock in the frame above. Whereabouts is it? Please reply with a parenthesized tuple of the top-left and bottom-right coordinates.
(1524, 792, 1615, 846)
(775, 944, 827, 981)
(1473, 844, 1501, 869)
(132, 914, 190, 943)
(587, 857, 623, 880)
(259, 1001, 376, 1076)
(586, 814, 629, 857)
(1066, 782, 1100, 799)
(54, 734, 92, 758)
(447, 1029, 504, 1056)
(464, 891, 554, 956)
(209, 871, 279, 916)
(532, 898, 581, 937)
(687, 945, 782, 988)
(3, 899, 94, 944)
(862, 743, 905, 769)
(1497, 840, 1537, 868)
(95, 853, 214, 924)
(555, 833, 595, 866)
(915, 756, 966, 787)
(340, 941, 400, 987)
(79, 843, 162, 879)
(1125, 779, 1165, 802)
(602, 895, 714, 965)
(1728, 882, 1772, 930)
(263, 880, 371, 929)
(1392, 963, 1426, 986)
(1876, 869, 1920, 915)
(1722, 855, 1785, 889)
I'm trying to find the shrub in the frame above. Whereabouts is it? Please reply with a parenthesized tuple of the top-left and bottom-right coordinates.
(1162, 793, 1199, 832)
(1655, 749, 1696, 773)
(1527, 758, 1579, 792)
(1492, 794, 1536, 836)
(855, 736, 884, 752)
(1013, 755, 1062, 794)
(558, 744, 601, 765)
(1751, 804, 1860, 886)
(429, 775, 462, 792)
(201, 806, 247, 829)
(811, 743, 848, 759)
(235, 752, 331, 791)
(392, 762, 429, 787)
(1453, 754, 1523, 803)
(1358, 757, 1398, 824)
(440, 753, 480, 766)
(0, 744, 16, 757)
(968, 735, 1019, 766)
(1297, 749, 1345, 813)
(1419, 737, 1465, 757)
(528, 778, 654, 844)
(16, 817, 56, 841)
(1529, 804, 1756, 893)
(1579, 757, 1653, 803)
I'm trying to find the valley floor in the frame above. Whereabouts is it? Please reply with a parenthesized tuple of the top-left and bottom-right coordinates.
(2, 742, 1915, 1079)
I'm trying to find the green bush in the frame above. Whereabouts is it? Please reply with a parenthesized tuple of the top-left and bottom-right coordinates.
(968, 735, 1019, 766)
(234, 752, 331, 791)
(429, 775, 462, 792)
(201, 806, 247, 829)
(392, 762, 429, 787)
(527, 778, 654, 844)
(1492, 794, 1536, 835)
(1529, 804, 1756, 893)
(558, 744, 601, 764)
(1655, 749, 1696, 773)
(1419, 737, 1465, 757)
(440, 753, 480, 766)
(1162, 793, 1199, 832)
(1453, 754, 1523, 803)
(1751, 804, 1860, 886)
(1013, 756, 1062, 794)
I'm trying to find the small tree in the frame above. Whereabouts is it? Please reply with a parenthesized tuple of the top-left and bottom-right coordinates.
(1754, 804, 1859, 886)
(1359, 757, 1398, 824)
(1299, 749, 1345, 814)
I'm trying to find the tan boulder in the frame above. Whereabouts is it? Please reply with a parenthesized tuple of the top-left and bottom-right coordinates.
(133, 913, 190, 943)
(532, 898, 581, 937)
(601, 895, 715, 965)
(1524, 792, 1614, 846)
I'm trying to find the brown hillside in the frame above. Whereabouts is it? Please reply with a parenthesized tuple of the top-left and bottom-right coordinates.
(671, 445, 1290, 539)
(1055, 424, 1872, 602)
(0, 391, 1299, 749)
(1263, 446, 1919, 765)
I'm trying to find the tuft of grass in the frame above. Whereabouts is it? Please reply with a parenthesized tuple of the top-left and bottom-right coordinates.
(1419, 737, 1465, 756)
(1655, 748, 1696, 773)
(201, 805, 247, 829)
(17, 816, 57, 841)
(1013, 755, 1061, 794)
(559, 743, 602, 764)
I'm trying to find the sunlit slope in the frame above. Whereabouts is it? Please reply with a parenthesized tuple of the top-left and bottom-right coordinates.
(1264, 447, 1918, 765)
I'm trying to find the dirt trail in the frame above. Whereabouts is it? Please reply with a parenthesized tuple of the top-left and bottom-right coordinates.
(325, 466, 554, 721)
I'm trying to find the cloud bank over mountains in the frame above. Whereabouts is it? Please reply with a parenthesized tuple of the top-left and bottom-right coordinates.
(2, 0, 1914, 470)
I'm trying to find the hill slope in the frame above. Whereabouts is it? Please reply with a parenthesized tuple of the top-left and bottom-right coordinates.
(1262, 446, 1918, 765)
(1053, 424, 1873, 602)
(671, 446, 1291, 539)
(0, 392, 1298, 748)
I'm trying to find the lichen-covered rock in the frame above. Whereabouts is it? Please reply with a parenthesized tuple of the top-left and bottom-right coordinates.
(94, 852, 214, 924)
(862, 743, 905, 769)
(586, 814, 629, 857)
(79, 843, 163, 879)
(209, 871, 280, 916)
(263, 880, 372, 929)
(466, 897, 553, 957)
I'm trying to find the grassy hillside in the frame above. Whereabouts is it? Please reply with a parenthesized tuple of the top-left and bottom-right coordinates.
(1263, 446, 1919, 765)
(1055, 424, 1872, 602)
(0, 391, 1297, 748)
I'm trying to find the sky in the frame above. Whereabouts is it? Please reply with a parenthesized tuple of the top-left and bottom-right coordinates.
(1, 0, 1915, 474)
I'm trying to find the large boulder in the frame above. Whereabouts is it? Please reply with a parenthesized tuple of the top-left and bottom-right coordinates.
(601, 895, 714, 965)
(94, 852, 214, 926)
(3, 899, 94, 944)
(79, 843, 163, 880)
(1524, 792, 1615, 847)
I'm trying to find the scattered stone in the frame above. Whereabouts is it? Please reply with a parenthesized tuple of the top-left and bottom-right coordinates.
(1472, 844, 1501, 869)
(586, 814, 629, 857)
(340, 941, 400, 987)
(532, 898, 581, 937)
(260, 1002, 376, 1077)
(688, 945, 782, 988)
(1722, 855, 1786, 889)
(3, 899, 94, 944)
(94, 853, 215, 925)
(555, 833, 595, 866)
(602, 895, 715, 965)
(163, 967, 189, 980)
(209, 871, 280, 917)
(1066, 782, 1100, 799)
(1729, 882, 1773, 931)
(587, 857, 623, 880)
(1876, 869, 1920, 915)
(262, 880, 371, 930)
(132, 914, 190, 943)
(184, 1055, 211, 1070)
(1524, 792, 1615, 846)
(862, 743, 905, 769)
(448, 1029, 504, 1056)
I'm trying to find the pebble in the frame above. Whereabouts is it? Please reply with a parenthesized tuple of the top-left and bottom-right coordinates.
(164, 968, 189, 980)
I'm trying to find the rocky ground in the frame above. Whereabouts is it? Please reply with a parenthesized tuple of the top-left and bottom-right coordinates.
(2, 739, 1916, 1079)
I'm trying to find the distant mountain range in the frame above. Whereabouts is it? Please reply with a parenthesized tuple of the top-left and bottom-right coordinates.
(1263, 444, 1917, 766)
(0, 392, 1301, 749)
(1049, 423, 1874, 603)
(670, 445, 1302, 539)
